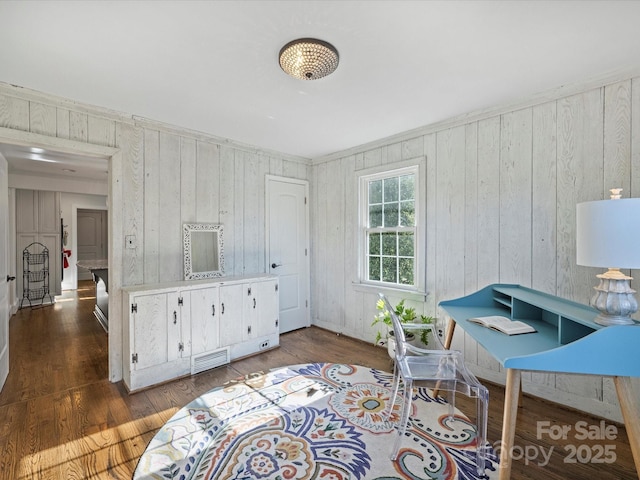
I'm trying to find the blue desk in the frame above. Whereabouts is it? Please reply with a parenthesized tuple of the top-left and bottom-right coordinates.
(439, 284, 640, 479)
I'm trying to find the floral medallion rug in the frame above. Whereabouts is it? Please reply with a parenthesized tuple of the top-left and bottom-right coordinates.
(134, 363, 498, 480)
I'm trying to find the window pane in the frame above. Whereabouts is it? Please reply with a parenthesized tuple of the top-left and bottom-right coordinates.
(382, 257, 397, 283)
(384, 177, 399, 202)
(362, 168, 419, 288)
(400, 201, 415, 226)
(400, 174, 414, 201)
(399, 258, 414, 285)
(369, 232, 381, 255)
(383, 202, 399, 227)
(398, 232, 414, 256)
(369, 204, 382, 227)
(369, 256, 381, 281)
(381, 232, 397, 255)
(369, 179, 382, 204)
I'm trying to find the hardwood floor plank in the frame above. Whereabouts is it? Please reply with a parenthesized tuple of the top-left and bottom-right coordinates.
(0, 281, 636, 479)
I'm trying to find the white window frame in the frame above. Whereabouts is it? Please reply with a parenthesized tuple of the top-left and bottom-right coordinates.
(357, 159, 425, 295)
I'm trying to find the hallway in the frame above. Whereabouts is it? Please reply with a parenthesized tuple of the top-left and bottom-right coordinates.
(0, 282, 108, 406)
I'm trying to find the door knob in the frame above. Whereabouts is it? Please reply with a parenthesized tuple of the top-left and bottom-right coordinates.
(271, 263, 282, 269)
(6, 275, 15, 282)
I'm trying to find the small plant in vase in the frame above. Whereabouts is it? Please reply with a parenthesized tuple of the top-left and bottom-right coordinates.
(372, 298, 435, 357)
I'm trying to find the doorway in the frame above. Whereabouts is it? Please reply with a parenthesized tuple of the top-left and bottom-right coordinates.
(266, 176, 310, 333)
(0, 133, 121, 385)
(77, 209, 108, 281)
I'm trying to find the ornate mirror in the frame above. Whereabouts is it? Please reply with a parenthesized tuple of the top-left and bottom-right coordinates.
(183, 223, 224, 280)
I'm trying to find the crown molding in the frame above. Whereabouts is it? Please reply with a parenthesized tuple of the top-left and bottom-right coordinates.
(312, 65, 640, 165)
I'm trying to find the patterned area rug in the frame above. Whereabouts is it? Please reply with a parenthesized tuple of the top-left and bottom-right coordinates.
(134, 363, 498, 479)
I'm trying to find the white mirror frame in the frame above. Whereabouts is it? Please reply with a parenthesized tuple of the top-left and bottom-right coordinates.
(183, 223, 224, 280)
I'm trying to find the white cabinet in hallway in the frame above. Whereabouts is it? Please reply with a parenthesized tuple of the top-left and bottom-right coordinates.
(122, 275, 278, 392)
(15, 189, 62, 301)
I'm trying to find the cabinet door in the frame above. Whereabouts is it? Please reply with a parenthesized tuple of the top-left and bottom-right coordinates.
(167, 291, 190, 361)
(131, 292, 170, 371)
(16, 190, 60, 235)
(190, 286, 220, 355)
(243, 283, 257, 340)
(255, 279, 279, 337)
(37, 191, 60, 233)
(219, 284, 245, 346)
(16, 190, 38, 233)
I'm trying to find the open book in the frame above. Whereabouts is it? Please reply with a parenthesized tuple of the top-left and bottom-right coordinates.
(468, 315, 536, 335)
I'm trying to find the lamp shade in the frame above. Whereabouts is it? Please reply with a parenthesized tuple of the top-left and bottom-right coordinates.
(576, 198, 640, 268)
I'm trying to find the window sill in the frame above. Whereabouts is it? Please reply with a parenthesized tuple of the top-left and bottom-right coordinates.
(352, 282, 428, 302)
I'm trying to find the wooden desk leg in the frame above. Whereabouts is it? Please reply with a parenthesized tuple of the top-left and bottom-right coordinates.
(614, 376, 640, 476)
(499, 369, 521, 480)
(443, 318, 456, 350)
(433, 319, 457, 399)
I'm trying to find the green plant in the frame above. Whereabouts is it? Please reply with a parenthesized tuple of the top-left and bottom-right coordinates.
(372, 298, 435, 346)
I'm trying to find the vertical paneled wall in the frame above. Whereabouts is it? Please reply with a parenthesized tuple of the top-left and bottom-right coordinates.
(0, 89, 309, 284)
(119, 125, 309, 285)
(310, 77, 640, 421)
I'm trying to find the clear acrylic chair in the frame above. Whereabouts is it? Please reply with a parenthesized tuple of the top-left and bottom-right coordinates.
(380, 294, 489, 476)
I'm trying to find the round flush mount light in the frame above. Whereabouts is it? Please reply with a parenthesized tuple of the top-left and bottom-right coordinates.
(279, 38, 339, 80)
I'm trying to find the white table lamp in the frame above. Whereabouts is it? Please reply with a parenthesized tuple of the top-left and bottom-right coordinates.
(576, 189, 640, 326)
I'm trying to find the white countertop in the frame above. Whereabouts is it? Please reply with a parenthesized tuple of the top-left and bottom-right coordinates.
(76, 259, 108, 271)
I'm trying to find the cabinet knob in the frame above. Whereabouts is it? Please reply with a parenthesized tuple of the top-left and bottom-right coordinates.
(6, 275, 15, 282)
(212, 304, 216, 316)
(173, 311, 177, 324)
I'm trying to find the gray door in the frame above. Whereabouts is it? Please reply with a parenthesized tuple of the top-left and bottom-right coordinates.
(77, 209, 107, 281)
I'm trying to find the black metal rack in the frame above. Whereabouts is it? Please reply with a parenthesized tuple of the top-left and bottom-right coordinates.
(20, 242, 54, 308)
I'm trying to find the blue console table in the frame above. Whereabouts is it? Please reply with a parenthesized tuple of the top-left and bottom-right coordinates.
(439, 284, 640, 479)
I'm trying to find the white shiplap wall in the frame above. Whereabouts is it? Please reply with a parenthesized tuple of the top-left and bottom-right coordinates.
(310, 77, 640, 422)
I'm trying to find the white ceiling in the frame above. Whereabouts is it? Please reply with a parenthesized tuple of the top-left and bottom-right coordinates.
(1, 0, 640, 176)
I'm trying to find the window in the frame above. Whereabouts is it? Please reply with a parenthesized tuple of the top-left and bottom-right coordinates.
(360, 164, 422, 290)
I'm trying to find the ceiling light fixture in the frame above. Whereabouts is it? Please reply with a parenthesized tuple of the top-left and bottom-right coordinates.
(279, 38, 339, 80)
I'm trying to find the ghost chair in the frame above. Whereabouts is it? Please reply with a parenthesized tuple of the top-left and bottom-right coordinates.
(380, 294, 489, 476)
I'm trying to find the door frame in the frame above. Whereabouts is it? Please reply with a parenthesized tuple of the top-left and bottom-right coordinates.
(265, 175, 311, 330)
(0, 153, 9, 390)
(0, 126, 122, 383)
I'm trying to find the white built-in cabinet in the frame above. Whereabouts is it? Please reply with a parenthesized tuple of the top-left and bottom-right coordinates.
(122, 274, 279, 392)
(15, 189, 62, 302)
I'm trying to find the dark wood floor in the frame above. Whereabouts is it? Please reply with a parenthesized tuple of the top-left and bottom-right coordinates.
(0, 282, 636, 479)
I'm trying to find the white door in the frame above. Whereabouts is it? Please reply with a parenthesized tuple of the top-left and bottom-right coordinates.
(266, 176, 310, 333)
(77, 209, 107, 281)
(0, 154, 10, 390)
